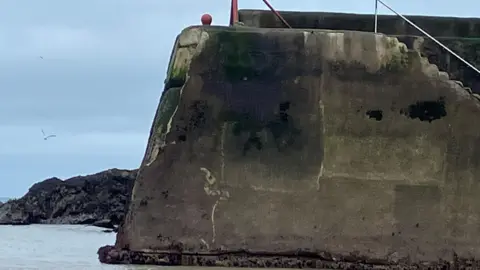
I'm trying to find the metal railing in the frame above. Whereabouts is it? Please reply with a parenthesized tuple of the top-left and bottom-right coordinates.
(261, 0, 292, 28)
(374, 0, 480, 75)
(229, 0, 479, 76)
(229, 0, 291, 28)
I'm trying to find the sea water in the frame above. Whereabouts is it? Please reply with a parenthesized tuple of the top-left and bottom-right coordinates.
(0, 225, 292, 270)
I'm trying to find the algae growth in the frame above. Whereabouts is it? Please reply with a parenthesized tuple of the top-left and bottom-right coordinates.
(216, 30, 256, 81)
(154, 87, 182, 136)
(384, 41, 409, 72)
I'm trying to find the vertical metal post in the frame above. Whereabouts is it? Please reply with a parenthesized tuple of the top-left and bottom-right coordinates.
(229, 0, 239, 26)
(374, 0, 378, 33)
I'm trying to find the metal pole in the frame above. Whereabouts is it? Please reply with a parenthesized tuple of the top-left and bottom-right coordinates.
(374, 0, 378, 33)
(377, 0, 480, 75)
(261, 0, 292, 28)
(229, 0, 238, 26)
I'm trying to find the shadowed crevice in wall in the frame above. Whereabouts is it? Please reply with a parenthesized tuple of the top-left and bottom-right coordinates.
(401, 97, 447, 122)
(366, 110, 383, 121)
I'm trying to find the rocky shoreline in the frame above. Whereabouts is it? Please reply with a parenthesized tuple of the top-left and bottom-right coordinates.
(97, 245, 477, 269)
(0, 168, 137, 230)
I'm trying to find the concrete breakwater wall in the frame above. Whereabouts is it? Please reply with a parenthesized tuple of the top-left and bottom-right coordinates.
(99, 14, 480, 269)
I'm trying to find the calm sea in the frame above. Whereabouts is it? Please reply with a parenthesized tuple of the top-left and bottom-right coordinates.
(0, 225, 290, 270)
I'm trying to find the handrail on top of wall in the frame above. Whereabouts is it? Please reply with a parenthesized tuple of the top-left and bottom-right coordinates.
(229, 0, 479, 76)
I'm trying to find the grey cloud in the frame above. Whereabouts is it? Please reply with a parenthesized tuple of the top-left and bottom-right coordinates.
(0, 59, 165, 131)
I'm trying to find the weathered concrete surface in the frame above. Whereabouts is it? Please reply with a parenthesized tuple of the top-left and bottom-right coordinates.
(100, 25, 480, 269)
(398, 36, 480, 94)
(239, 10, 480, 94)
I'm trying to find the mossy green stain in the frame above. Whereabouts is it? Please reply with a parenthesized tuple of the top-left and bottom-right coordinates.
(386, 38, 398, 49)
(216, 31, 255, 81)
(164, 36, 185, 89)
(165, 62, 189, 89)
(385, 46, 409, 72)
(220, 103, 302, 154)
(170, 66, 188, 81)
(153, 87, 182, 137)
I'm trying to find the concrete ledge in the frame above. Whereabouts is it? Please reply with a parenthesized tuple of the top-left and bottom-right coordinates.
(238, 9, 480, 37)
(98, 245, 480, 269)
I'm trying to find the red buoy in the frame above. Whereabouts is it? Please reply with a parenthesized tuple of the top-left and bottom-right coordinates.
(201, 14, 212, 25)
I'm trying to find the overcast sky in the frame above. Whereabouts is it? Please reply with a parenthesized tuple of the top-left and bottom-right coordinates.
(0, 0, 477, 197)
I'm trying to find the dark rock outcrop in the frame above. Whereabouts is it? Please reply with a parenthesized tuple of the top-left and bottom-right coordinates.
(0, 168, 137, 227)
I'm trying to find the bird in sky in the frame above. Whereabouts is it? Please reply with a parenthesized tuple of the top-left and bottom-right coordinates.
(39, 56, 43, 59)
(41, 129, 56, 140)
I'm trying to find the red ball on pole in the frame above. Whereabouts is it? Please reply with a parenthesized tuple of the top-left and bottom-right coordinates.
(201, 14, 212, 25)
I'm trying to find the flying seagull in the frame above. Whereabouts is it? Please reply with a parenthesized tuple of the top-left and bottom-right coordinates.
(41, 129, 56, 140)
